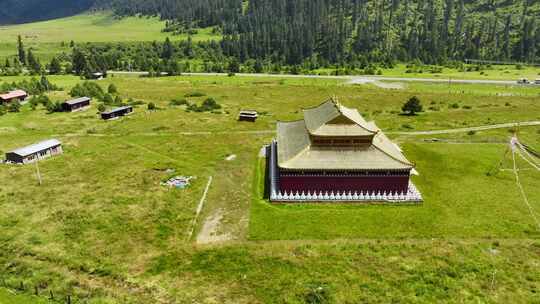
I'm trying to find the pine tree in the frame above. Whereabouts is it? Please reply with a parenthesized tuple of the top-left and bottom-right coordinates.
(48, 57, 62, 74)
(72, 49, 88, 75)
(27, 50, 41, 74)
(162, 37, 174, 59)
(17, 35, 26, 65)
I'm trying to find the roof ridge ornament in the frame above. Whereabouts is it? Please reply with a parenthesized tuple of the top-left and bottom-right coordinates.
(331, 95, 341, 110)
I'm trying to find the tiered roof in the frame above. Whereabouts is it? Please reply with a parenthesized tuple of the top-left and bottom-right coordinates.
(276, 99, 414, 170)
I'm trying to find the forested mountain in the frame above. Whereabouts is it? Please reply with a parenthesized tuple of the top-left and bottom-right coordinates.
(95, 0, 539, 65)
(0, 0, 95, 24)
(2, 0, 539, 67)
(94, 0, 243, 28)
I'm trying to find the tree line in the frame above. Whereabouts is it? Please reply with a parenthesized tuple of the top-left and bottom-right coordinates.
(98, 0, 540, 66)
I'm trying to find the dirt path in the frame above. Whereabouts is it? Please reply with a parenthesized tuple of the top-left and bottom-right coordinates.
(389, 121, 540, 136)
(196, 208, 233, 244)
(50, 121, 539, 139)
(186, 176, 214, 241)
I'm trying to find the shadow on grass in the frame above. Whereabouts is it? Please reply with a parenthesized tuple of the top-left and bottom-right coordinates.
(263, 145, 270, 200)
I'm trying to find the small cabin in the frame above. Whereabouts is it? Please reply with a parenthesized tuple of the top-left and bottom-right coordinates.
(101, 106, 133, 120)
(61, 97, 91, 112)
(0, 90, 28, 104)
(238, 110, 258, 122)
(5, 139, 63, 164)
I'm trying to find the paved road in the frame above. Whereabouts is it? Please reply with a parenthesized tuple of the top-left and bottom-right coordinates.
(108, 71, 537, 85)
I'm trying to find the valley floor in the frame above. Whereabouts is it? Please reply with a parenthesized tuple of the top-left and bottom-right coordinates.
(0, 75, 539, 303)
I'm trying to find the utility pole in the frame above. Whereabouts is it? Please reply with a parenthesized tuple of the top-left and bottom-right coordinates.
(35, 158, 42, 185)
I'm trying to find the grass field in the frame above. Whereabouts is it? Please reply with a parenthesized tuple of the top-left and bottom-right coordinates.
(316, 63, 540, 81)
(0, 75, 539, 302)
(0, 289, 48, 304)
(380, 63, 540, 81)
(0, 12, 220, 62)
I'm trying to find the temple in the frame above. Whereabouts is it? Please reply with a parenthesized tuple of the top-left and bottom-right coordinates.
(269, 98, 422, 202)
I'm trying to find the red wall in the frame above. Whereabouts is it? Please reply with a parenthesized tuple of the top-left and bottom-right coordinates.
(279, 175, 410, 193)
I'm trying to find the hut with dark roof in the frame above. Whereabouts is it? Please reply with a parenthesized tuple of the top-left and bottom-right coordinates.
(269, 98, 422, 202)
(5, 139, 63, 164)
(101, 106, 133, 120)
(61, 97, 91, 112)
(238, 110, 258, 122)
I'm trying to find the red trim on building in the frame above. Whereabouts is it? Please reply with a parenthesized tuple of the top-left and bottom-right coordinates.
(278, 172, 410, 193)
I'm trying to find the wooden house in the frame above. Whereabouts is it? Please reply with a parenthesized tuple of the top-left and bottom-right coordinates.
(61, 97, 91, 112)
(238, 110, 258, 122)
(0, 90, 28, 104)
(5, 139, 63, 164)
(269, 98, 422, 202)
(101, 106, 133, 120)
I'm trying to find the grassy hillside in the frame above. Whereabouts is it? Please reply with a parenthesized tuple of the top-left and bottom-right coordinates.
(0, 75, 539, 302)
(0, 12, 220, 62)
(0, 12, 219, 44)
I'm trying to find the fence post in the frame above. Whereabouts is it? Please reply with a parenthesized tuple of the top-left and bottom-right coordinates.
(35, 285, 39, 295)
(50, 290, 54, 300)
(67, 294, 71, 304)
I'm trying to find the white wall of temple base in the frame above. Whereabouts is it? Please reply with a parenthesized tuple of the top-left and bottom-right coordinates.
(270, 182, 423, 203)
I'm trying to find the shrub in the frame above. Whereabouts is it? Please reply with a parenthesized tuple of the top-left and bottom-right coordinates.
(170, 98, 189, 106)
(46, 101, 63, 113)
(401, 96, 423, 115)
(450, 103, 460, 109)
(303, 285, 332, 304)
(147, 102, 157, 111)
(28, 94, 50, 110)
(0, 76, 60, 95)
(401, 124, 414, 130)
(467, 130, 476, 136)
(102, 93, 114, 105)
(184, 91, 206, 98)
(97, 103, 106, 112)
(462, 105, 472, 110)
(186, 97, 222, 113)
(70, 82, 104, 100)
(201, 98, 221, 111)
(108, 84, 118, 94)
(7, 101, 21, 112)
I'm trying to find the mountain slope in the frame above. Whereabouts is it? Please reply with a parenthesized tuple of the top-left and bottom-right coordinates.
(0, 0, 95, 24)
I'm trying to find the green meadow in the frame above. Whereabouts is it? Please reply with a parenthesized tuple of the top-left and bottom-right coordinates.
(378, 63, 540, 81)
(0, 12, 219, 62)
(0, 75, 539, 303)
